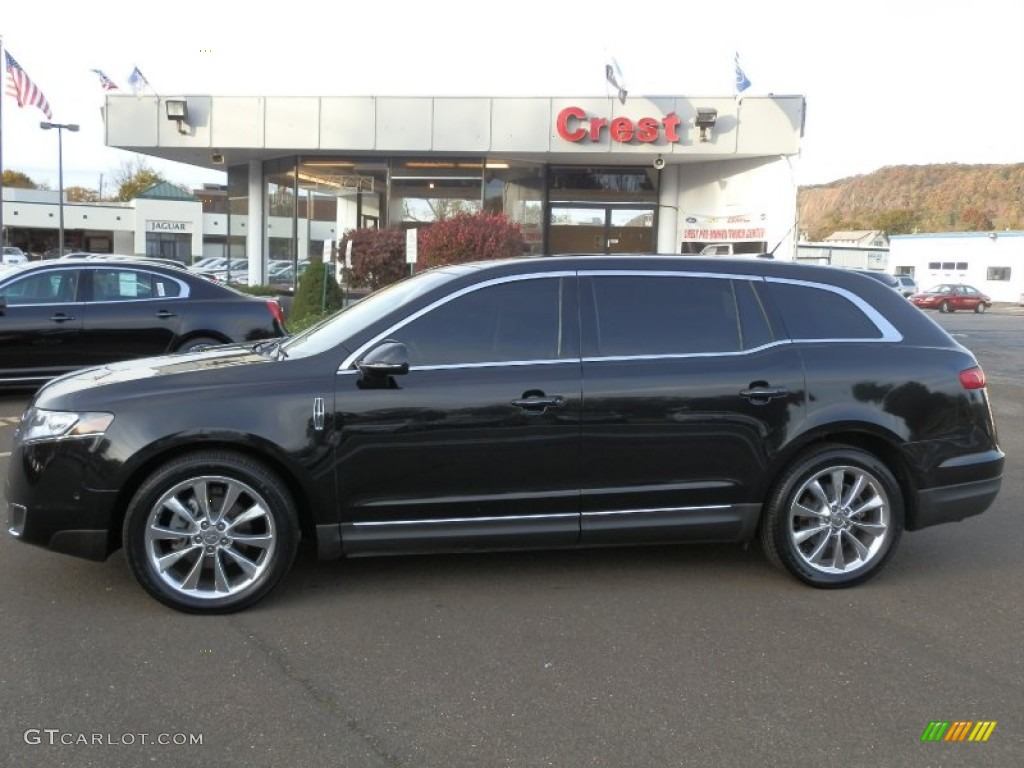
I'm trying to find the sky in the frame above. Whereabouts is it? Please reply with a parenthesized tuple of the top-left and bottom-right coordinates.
(2, 0, 1022, 192)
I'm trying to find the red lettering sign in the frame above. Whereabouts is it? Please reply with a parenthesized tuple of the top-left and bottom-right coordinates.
(556, 107, 682, 145)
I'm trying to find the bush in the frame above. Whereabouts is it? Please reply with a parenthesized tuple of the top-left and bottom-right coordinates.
(419, 211, 526, 269)
(290, 255, 343, 328)
(341, 229, 408, 291)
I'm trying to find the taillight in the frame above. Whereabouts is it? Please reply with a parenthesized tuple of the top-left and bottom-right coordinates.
(959, 366, 987, 390)
(266, 300, 285, 327)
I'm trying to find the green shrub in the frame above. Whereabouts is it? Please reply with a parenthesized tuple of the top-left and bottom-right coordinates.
(290, 256, 343, 328)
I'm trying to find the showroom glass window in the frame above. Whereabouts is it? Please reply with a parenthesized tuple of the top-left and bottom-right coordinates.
(580, 274, 758, 357)
(393, 277, 572, 366)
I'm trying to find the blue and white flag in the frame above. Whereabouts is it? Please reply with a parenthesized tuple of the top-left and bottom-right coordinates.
(734, 52, 752, 96)
(127, 66, 151, 96)
(605, 56, 627, 105)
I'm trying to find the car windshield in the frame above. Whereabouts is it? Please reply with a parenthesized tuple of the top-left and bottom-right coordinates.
(280, 266, 473, 359)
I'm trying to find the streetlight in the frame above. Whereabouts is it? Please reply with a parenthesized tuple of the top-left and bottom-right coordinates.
(40, 121, 79, 256)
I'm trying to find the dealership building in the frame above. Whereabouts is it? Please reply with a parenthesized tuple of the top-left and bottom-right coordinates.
(55, 93, 797, 281)
(3, 94, 806, 280)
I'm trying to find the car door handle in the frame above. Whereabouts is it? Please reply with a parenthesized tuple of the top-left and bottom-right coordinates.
(154, 310, 178, 319)
(49, 313, 75, 323)
(511, 393, 566, 413)
(740, 386, 789, 404)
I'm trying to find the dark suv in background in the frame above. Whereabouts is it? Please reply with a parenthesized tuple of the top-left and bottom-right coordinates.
(6, 256, 1003, 612)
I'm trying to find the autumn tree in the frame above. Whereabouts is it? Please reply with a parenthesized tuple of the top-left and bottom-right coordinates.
(66, 186, 101, 203)
(2, 169, 46, 189)
(113, 157, 166, 201)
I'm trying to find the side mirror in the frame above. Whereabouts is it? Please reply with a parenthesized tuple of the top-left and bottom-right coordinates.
(356, 340, 409, 381)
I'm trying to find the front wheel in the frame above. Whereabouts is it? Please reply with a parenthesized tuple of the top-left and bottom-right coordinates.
(975, 302, 987, 314)
(760, 444, 904, 588)
(123, 451, 299, 613)
(939, 300, 952, 313)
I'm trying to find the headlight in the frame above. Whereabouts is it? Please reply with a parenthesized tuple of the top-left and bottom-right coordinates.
(20, 408, 114, 443)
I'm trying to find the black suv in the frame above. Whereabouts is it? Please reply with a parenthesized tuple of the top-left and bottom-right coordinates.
(5, 256, 1003, 613)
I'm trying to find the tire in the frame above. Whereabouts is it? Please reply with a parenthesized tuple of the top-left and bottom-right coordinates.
(123, 451, 299, 613)
(939, 300, 952, 313)
(760, 444, 904, 588)
(177, 336, 222, 353)
(975, 303, 987, 314)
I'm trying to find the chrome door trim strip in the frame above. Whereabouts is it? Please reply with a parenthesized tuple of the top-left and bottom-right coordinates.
(352, 512, 579, 527)
(582, 505, 731, 517)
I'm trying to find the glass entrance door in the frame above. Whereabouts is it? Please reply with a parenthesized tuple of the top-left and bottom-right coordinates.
(548, 204, 655, 254)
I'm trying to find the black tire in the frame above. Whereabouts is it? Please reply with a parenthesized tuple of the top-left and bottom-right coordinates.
(975, 303, 987, 314)
(177, 336, 223, 353)
(760, 443, 904, 588)
(939, 300, 952, 313)
(122, 451, 299, 613)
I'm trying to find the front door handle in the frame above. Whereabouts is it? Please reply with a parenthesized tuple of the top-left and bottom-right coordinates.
(511, 392, 566, 414)
(155, 310, 177, 319)
(740, 386, 789, 405)
(49, 313, 75, 323)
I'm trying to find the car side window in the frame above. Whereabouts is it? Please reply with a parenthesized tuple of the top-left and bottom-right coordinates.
(394, 277, 569, 366)
(0, 270, 79, 304)
(92, 269, 183, 301)
(766, 281, 883, 340)
(582, 275, 743, 357)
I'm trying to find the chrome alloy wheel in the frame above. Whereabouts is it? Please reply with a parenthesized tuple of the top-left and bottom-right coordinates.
(144, 475, 277, 600)
(787, 465, 891, 575)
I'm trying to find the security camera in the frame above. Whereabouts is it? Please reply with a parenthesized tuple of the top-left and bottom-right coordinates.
(211, 152, 225, 165)
(653, 156, 665, 170)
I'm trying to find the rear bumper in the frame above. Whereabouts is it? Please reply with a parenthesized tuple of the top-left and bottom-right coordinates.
(908, 449, 1004, 531)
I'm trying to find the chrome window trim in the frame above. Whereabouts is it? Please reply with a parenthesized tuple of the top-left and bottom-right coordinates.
(764, 276, 902, 342)
(89, 267, 191, 301)
(338, 271, 577, 372)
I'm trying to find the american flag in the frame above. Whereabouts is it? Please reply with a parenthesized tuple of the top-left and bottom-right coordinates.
(5, 50, 52, 119)
(91, 69, 119, 91)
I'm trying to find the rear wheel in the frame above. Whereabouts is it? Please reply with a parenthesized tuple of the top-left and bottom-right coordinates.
(760, 444, 903, 588)
(177, 336, 222, 352)
(123, 451, 299, 613)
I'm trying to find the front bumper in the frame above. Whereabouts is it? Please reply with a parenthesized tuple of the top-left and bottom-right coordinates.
(5, 438, 121, 561)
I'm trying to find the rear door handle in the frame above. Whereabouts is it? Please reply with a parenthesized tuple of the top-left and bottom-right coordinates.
(49, 313, 75, 323)
(155, 310, 177, 319)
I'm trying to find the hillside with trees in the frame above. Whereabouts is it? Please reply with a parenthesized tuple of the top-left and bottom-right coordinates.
(798, 163, 1024, 241)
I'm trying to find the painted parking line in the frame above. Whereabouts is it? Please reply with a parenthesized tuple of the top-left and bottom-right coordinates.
(0, 416, 22, 427)
(0, 451, 10, 458)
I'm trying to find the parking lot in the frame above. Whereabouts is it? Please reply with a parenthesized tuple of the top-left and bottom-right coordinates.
(1, 310, 1023, 767)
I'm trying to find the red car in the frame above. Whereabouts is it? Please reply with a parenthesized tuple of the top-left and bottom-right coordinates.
(909, 283, 992, 314)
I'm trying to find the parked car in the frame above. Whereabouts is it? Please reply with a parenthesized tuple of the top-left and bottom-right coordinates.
(849, 268, 901, 292)
(895, 275, 918, 297)
(5, 255, 1003, 613)
(0, 258, 286, 386)
(909, 283, 992, 313)
(2, 246, 29, 265)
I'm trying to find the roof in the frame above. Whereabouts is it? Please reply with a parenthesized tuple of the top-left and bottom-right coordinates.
(824, 230, 887, 244)
(136, 181, 196, 201)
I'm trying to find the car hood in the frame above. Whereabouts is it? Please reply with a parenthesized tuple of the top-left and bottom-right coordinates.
(38, 343, 273, 400)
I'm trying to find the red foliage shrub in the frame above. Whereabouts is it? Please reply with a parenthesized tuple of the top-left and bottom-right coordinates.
(341, 228, 408, 290)
(418, 212, 526, 269)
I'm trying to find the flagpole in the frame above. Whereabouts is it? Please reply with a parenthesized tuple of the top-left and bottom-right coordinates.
(1, 34, 6, 248)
